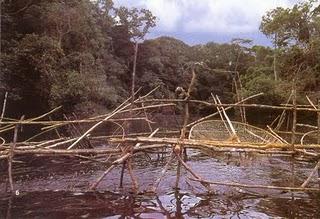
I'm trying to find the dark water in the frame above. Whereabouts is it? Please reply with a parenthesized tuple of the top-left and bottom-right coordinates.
(1, 149, 320, 218)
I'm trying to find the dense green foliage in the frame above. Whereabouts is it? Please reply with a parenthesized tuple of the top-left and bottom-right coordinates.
(1, 0, 319, 119)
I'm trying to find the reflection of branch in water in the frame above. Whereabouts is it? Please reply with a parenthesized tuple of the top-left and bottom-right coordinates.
(6, 195, 13, 219)
(187, 193, 267, 218)
(174, 189, 184, 219)
(153, 190, 190, 218)
(155, 196, 172, 218)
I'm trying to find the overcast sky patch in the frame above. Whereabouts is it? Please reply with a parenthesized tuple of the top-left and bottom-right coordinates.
(113, 0, 300, 45)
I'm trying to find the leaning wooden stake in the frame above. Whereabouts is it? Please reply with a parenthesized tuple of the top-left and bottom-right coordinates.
(300, 160, 320, 188)
(0, 92, 8, 124)
(275, 91, 293, 131)
(90, 129, 159, 190)
(176, 154, 212, 192)
(8, 116, 24, 193)
(127, 157, 138, 191)
(90, 153, 131, 190)
(317, 99, 320, 145)
(175, 66, 197, 188)
(318, 98, 320, 187)
(211, 94, 232, 137)
(187, 92, 264, 128)
(68, 101, 130, 150)
(216, 95, 240, 142)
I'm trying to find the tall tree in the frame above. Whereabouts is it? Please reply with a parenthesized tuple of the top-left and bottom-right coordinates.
(260, 0, 319, 82)
(115, 7, 156, 101)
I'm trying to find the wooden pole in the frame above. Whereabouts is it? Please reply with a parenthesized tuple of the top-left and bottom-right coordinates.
(211, 94, 232, 137)
(291, 82, 297, 150)
(300, 160, 320, 188)
(0, 92, 8, 124)
(119, 161, 126, 188)
(174, 67, 197, 188)
(189, 177, 320, 192)
(187, 92, 263, 128)
(318, 98, 320, 187)
(290, 78, 297, 191)
(317, 99, 320, 145)
(8, 116, 24, 193)
(8, 126, 18, 192)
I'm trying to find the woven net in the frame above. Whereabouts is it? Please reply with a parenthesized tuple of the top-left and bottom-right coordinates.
(189, 120, 279, 143)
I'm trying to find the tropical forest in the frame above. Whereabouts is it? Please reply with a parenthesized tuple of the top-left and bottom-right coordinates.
(0, 0, 320, 218)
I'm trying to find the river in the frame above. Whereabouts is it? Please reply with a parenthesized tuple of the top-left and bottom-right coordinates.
(0, 148, 320, 218)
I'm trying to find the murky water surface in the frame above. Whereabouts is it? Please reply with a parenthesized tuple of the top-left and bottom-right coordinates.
(0, 148, 320, 218)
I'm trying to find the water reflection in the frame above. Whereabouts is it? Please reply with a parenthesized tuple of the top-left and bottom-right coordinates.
(1, 189, 319, 218)
(1, 150, 320, 218)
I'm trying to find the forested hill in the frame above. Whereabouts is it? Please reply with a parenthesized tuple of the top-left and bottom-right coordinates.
(1, 0, 320, 119)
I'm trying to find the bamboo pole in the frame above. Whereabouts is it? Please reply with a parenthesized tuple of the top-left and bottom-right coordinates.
(176, 153, 212, 191)
(318, 98, 320, 144)
(0, 106, 62, 133)
(137, 99, 320, 112)
(67, 102, 130, 150)
(306, 95, 317, 109)
(49, 116, 61, 138)
(0, 144, 300, 158)
(318, 98, 320, 187)
(275, 91, 293, 130)
(186, 93, 263, 128)
(127, 157, 138, 191)
(211, 94, 232, 137)
(46, 87, 158, 141)
(300, 160, 320, 188)
(89, 130, 159, 190)
(0, 92, 8, 123)
(267, 125, 289, 144)
(110, 136, 320, 150)
(236, 72, 247, 124)
(141, 102, 153, 132)
(13, 148, 122, 155)
(0, 136, 5, 146)
(189, 177, 320, 192)
(216, 95, 240, 142)
(0, 117, 154, 126)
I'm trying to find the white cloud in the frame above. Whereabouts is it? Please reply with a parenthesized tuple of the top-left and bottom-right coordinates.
(113, 0, 298, 34)
(114, 0, 183, 31)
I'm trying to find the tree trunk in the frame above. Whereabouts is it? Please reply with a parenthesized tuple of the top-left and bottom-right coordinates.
(273, 33, 278, 81)
(131, 42, 139, 103)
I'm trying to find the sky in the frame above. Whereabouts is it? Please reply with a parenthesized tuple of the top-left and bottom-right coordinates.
(113, 0, 301, 46)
